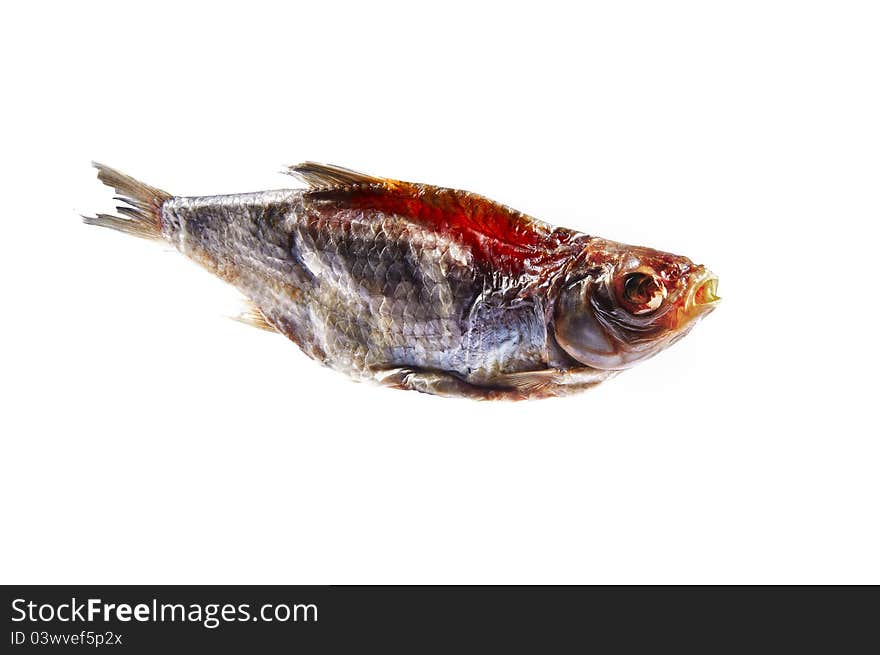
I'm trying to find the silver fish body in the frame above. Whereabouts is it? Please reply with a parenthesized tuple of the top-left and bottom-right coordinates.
(162, 190, 585, 395)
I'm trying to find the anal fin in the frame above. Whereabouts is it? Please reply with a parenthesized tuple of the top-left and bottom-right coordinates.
(232, 302, 276, 333)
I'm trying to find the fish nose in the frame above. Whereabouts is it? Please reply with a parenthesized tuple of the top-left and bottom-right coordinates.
(692, 271, 721, 306)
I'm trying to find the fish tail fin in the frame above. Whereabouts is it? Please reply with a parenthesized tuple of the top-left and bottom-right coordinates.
(84, 162, 172, 241)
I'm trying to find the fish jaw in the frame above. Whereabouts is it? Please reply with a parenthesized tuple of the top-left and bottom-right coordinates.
(684, 267, 721, 319)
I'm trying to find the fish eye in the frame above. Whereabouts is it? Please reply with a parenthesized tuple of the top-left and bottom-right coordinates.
(621, 272, 666, 314)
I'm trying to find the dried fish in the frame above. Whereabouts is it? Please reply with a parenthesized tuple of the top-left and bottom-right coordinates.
(86, 162, 719, 399)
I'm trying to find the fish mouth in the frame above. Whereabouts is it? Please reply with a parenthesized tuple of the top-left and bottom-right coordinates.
(687, 269, 721, 313)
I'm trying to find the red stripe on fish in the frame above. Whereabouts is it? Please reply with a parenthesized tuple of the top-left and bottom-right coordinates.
(309, 182, 586, 275)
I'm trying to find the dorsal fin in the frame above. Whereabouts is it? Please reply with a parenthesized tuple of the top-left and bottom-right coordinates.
(285, 162, 389, 189)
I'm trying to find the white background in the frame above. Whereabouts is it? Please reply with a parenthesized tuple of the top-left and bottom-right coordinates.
(1, 1, 878, 584)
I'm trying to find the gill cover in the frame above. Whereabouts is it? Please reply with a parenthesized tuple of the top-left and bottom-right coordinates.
(554, 272, 676, 370)
(554, 277, 626, 370)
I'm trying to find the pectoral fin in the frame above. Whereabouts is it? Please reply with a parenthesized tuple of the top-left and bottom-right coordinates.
(373, 367, 528, 400)
(497, 367, 616, 397)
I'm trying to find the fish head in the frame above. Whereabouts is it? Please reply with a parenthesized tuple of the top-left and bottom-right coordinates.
(553, 239, 719, 370)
